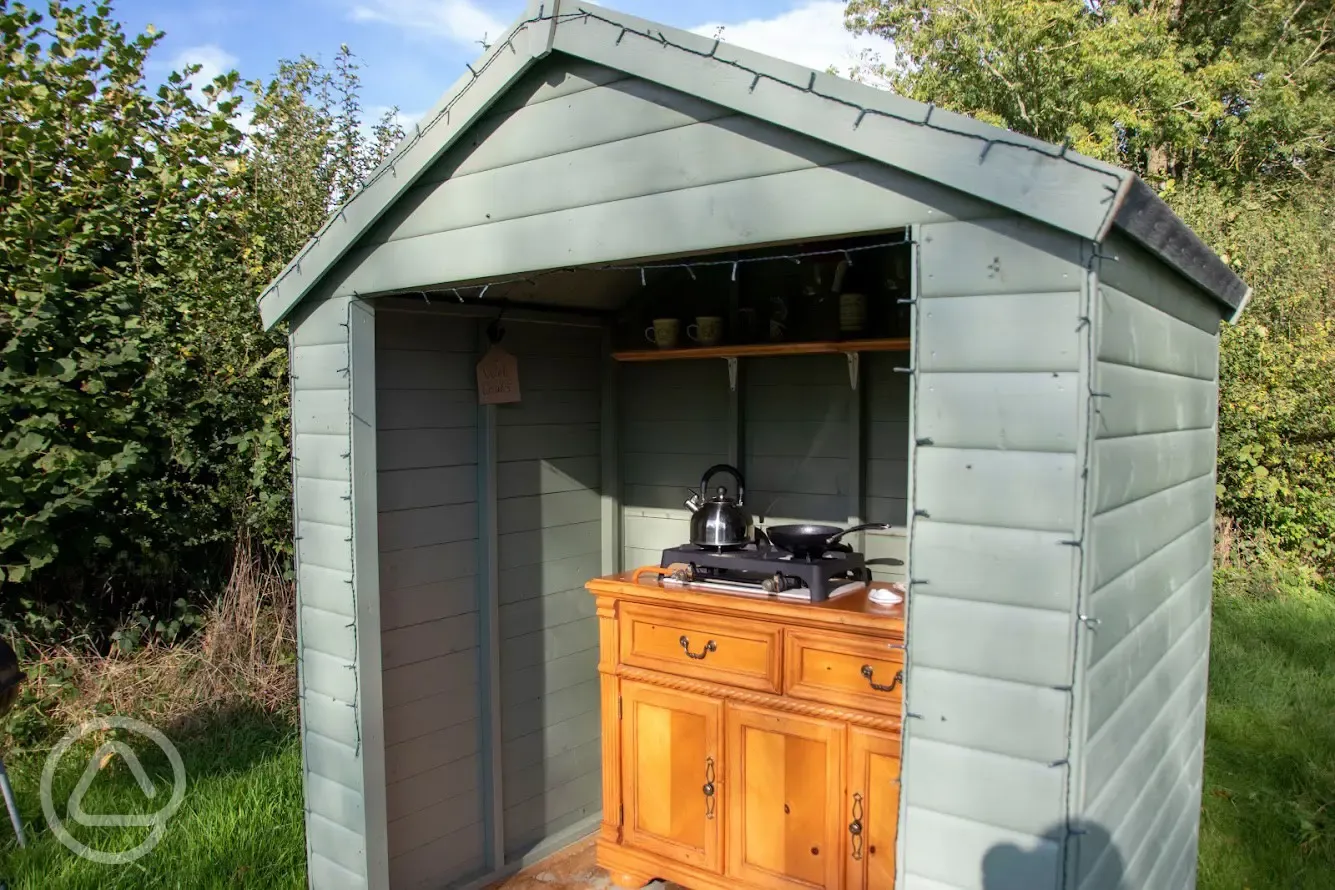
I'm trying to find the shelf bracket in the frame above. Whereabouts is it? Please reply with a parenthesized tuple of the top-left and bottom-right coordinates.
(725, 357, 739, 392)
(847, 352, 860, 390)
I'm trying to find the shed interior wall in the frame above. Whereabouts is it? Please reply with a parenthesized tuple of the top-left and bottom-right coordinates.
(375, 309, 486, 889)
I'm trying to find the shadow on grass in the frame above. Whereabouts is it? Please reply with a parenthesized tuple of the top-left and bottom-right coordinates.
(0, 702, 305, 890)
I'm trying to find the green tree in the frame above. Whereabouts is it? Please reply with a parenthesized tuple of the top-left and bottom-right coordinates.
(845, 0, 1334, 187)
(0, 0, 403, 636)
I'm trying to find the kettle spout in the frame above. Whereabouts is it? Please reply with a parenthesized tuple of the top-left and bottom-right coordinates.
(683, 491, 704, 514)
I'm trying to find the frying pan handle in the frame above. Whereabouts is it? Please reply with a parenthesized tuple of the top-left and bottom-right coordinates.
(699, 464, 745, 505)
(825, 523, 894, 546)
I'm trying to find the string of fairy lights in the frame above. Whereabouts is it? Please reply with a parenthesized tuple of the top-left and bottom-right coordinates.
(403, 232, 917, 306)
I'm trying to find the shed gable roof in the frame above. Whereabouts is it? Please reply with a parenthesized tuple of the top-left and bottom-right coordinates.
(258, 0, 1248, 330)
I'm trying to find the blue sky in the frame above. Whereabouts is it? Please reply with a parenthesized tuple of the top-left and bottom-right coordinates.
(112, 1, 891, 124)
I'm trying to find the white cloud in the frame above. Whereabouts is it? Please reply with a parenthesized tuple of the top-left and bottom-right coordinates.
(349, 0, 506, 47)
(690, 1, 891, 84)
(169, 44, 238, 96)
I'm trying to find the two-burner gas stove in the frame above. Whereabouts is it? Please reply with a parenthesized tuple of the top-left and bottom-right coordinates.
(659, 540, 872, 603)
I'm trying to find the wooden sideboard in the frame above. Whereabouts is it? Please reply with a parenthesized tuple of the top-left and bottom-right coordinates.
(587, 571, 907, 890)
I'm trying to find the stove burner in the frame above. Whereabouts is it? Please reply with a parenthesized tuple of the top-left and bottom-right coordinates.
(659, 541, 870, 603)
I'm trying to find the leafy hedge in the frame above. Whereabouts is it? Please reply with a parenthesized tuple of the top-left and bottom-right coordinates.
(0, 2, 401, 637)
(1176, 185, 1335, 567)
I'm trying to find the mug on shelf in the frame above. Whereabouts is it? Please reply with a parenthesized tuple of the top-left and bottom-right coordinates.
(839, 292, 867, 333)
(644, 318, 680, 348)
(687, 316, 724, 347)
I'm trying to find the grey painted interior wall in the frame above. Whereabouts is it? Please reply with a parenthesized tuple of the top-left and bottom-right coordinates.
(620, 360, 730, 568)
(1076, 236, 1222, 890)
(493, 321, 604, 861)
(375, 308, 486, 889)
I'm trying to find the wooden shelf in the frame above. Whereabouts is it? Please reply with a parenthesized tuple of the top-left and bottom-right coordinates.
(611, 338, 911, 362)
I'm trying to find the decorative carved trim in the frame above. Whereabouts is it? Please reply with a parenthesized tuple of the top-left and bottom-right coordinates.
(617, 666, 903, 734)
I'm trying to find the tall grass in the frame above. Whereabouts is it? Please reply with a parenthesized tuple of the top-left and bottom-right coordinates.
(0, 540, 304, 887)
(2, 538, 296, 752)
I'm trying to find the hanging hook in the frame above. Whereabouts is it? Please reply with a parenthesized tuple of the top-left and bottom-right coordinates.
(486, 306, 508, 344)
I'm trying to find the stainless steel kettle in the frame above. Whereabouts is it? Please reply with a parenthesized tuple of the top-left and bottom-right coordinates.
(684, 464, 754, 550)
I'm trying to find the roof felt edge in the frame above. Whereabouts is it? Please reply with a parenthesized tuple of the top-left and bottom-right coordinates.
(1111, 176, 1250, 317)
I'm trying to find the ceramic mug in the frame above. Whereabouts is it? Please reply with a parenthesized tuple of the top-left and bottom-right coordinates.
(688, 316, 723, 346)
(840, 292, 867, 333)
(644, 318, 680, 348)
(769, 319, 786, 342)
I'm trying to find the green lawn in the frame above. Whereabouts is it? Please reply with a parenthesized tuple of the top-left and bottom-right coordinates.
(0, 588, 1331, 889)
(1198, 589, 1335, 889)
(0, 707, 305, 889)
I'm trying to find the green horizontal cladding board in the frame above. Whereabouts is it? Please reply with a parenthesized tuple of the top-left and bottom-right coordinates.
(308, 811, 368, 877)
(905, 736, 1066, 839)
(1086, 521, 1213, 666)
(1085, 566, 1212, 736)
(386, 720, 480, 785)
(389, 822, 485, 889)
(914, 448, 1079, 532)
(497, 489, 602, 535)
(378, 465, 475, 512)
(385, 754, 480, 824)
(380, 612, 480, 672)
(378, 502, 478, 552)
(1098, 232, 1222, 332)
(324, 159, 994, 301)
(909, 520, 1077, 612)
(910, 594, 1073, 688)
(1092, 362, 1218, 439)
(902, 806, 1060, 890)
(1083, 623, 1209, 802)
(1081, 699, 1206, 886)
(1098, 284, 1219, 379)
(380, 648, 478, 710)
(1092, 428, 1216, 514)
(914, 371, 1081, 453)
(388, 787, 483, 860)
(918, 218, 1086, 298)
(1089, 472, 1214, 588)
(917, 291, 1083, 373)
(379, 579, 477, 632)
(554, 3, 1122, 241)
(908, 665, 1070, 764)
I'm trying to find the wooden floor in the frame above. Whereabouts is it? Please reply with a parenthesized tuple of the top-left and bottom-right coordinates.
(485, 838, 683, 890)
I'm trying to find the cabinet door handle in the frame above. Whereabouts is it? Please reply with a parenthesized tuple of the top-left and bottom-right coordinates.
(861, 665, 903, 693)
(703, 757, 717, 820)
(680, 635, 717, 660)
(849, 792, 864, 861)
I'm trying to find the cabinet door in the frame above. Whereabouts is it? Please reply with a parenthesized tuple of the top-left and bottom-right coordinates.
(620, 681, 723, 872)
(726, 703, 845, 889)
(845, 728, 902, 890)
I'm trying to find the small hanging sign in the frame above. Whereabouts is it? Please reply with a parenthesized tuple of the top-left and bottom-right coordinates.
(477, 345, 521, 404)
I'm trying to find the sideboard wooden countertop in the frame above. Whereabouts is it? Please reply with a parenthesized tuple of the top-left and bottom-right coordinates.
(586, 571, 906, 637)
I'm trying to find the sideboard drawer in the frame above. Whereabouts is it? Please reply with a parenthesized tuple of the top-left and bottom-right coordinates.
(619, 604, 782, 693)
(784, 629, 904, 716)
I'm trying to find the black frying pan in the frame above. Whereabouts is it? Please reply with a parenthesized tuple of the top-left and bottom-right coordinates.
(765, 522, 893, 559)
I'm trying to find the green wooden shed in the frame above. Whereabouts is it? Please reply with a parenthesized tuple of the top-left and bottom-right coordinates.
(258, 3, 1248, 889)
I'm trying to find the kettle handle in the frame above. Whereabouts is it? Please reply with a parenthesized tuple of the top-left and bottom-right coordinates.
(699, 464, 745, 505)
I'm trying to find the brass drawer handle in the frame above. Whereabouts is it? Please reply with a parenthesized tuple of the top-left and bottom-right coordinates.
(680, 635, 717, 660)
(861, 665, 903, 693)
(850, 792, 864, 861)
(703, 757, 717, 820)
